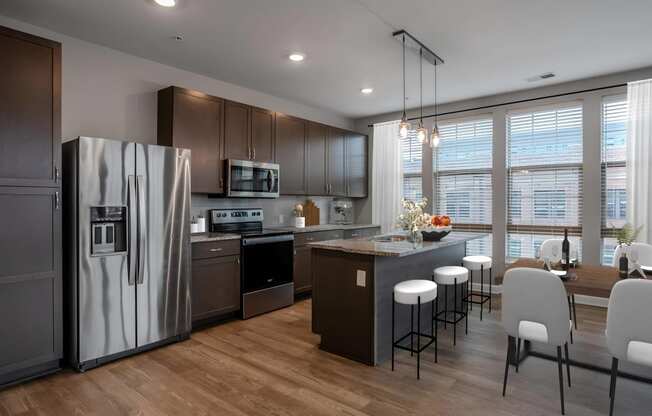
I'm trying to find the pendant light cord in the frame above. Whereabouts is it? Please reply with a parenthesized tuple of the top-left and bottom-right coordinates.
(402, 34, 406, 119)
(419, 48, 423, 124)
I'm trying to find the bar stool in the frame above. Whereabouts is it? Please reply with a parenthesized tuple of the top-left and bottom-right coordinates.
(392, 279, 438, 379)
(433, 266, 469, 346)
(462, 255, 492, 320)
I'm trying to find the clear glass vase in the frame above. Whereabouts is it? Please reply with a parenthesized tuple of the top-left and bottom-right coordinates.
(407, 229, 423, 247)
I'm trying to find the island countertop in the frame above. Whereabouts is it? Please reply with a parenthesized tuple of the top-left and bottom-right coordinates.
(308, 231, 486, 257)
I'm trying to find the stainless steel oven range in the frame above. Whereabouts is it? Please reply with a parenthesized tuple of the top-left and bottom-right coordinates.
(210, 208, 294, 318)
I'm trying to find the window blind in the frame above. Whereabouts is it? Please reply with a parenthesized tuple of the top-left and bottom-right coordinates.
(601, 96, 628, 265)
(506, 104, 583, 261)
(434, 117, 493, 256)
(401, 129, 422, 202)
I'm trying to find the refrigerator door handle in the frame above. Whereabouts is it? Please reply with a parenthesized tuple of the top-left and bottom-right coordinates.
(136, 175, 146, 285)
(128, 175, 137, 286)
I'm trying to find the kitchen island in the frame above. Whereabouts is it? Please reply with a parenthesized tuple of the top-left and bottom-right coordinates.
(310, 232, 486, 365)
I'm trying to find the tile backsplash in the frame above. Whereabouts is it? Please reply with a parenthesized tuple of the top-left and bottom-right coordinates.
(191, 195, 350, 227)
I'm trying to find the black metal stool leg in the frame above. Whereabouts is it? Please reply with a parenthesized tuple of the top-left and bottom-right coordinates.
(516, 338, 521, 373)
(417, 296, 421, 380)
(444, 284, 448, 329)
(465, 279, 469, 334)
(392, 292, 395, 371)
(453, 278, 458, 346)
(489, 267, 492, 312)
(480, 265, 484, 321)
(434, 297, 438, 363)
(410, 304, 414, 357)
(572, 294, 578, 330)
(469, 269, 473, 311)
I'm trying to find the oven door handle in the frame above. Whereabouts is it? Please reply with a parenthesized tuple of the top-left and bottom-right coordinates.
(241, 235, 294, 246)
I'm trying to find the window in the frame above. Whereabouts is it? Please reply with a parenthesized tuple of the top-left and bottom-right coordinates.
(506, 104, 583, 261)
(434, 117, 493, 256)
(601, 96, 628, 265)
(401, 129, 422, 202)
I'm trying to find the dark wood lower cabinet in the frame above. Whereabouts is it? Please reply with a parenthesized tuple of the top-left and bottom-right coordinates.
(293, 246, 312, 295)
(0, 187, 61, 386)
(191, 248, 241, 325)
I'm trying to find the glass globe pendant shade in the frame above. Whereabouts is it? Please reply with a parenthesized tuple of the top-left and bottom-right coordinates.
(430, 124, 441, 147)
(399, 118, 411, 139)
(416, 125, 427, 144)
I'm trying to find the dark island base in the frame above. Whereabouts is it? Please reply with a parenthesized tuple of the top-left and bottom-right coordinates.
(312, 242, 469, 365)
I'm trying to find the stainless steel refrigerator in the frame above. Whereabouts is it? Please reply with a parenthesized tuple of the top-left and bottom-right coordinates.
(63, 137, 192, 371)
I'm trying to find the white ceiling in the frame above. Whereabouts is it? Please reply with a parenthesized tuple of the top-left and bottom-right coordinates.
(1, 0, 651, 119)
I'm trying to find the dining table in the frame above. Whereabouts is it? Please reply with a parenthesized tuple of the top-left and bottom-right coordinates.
(505, 258, 652, 384)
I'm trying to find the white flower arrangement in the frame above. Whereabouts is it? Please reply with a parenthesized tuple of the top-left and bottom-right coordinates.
(397, 198, 431, 233)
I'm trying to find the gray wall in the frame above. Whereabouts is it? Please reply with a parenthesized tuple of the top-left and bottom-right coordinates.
(354, 66, 652, 276)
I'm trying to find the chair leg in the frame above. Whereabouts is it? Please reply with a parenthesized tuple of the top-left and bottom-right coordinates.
(480, 265, 484, 321)
(557, 346, 566, 415)
(410, 304, 414, 357)
(417, 296, 421, 380)
(503, 336, 512, 397)
(570, 329, 574, 344)
(453, 278, 457, 346)
(515, 338, 521, 373)
(564, 342, 571, 388)
(572, 294, 578, 330)
(469, 269, 473, 311)
(609, 358, 618, 416)
(391, 292, 395, 371)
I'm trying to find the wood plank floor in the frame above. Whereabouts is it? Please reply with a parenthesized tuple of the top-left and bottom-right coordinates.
(1, 298, 651, 415)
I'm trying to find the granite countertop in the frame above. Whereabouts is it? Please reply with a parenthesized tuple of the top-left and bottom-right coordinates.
(308, 231, 486, 257)
(191, 233, 241, 243)
(270, 224, 380, 234)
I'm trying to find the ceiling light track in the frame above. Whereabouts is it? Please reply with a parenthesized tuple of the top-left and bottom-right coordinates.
(392, 30, 444, 67)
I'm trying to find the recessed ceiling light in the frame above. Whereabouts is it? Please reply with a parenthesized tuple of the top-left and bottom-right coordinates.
(289, 53, 305, 62)
(154, 0, 176, 7)
(361, 88, 374, 95)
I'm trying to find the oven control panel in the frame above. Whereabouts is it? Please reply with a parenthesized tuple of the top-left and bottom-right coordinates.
(210, 208, 264, 224)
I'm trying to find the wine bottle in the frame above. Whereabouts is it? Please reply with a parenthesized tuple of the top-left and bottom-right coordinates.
(619, 249, 629, 279)
(562, 228, 570, 271)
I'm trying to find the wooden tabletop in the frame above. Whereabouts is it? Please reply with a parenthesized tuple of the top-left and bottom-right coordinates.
(506, 258, 620, 298)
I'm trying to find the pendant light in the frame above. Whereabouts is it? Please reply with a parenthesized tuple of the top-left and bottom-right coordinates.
(430, 59, 441, 147)
(415, 48, 428, 143)
(398, 34, 411, 138)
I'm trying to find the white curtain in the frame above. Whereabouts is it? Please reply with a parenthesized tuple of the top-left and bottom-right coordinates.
(372, 120, 403, 233)
(627, 79, 652, 243)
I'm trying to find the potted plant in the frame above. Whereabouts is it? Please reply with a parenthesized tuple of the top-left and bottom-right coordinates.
(293, 203, 305, 228)
(613, 223, 643, 278)
(397, 198, 430, 246)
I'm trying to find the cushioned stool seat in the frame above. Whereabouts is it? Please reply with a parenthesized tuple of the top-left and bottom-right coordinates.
(434, 266, 468, 285)
(463, 255, 492, 270)
(394, 280, 438, 305)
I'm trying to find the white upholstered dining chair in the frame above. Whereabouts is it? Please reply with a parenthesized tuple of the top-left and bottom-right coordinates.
(502, 267, 573, 415)
(606, 279, 652, 416)
(612, 242, 652, 270)
(539, 239, 579, 332)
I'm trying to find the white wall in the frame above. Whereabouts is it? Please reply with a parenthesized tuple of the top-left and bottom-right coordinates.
(0, 15, 353, 144)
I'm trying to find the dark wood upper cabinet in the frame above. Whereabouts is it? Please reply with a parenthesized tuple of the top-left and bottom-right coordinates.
(306, 122, 328, 195)
(327, 128, 346, 196)
(224, 100, 251, 161)
(346, 132, 368, 197)
(275, 114, 307, 195)
(250, 107, 275, 162)
(0, 26, 60, 187)
(158, 87, 224, 194)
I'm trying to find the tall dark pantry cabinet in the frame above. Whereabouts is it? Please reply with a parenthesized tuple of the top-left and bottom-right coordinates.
(0, 26, 62, 386)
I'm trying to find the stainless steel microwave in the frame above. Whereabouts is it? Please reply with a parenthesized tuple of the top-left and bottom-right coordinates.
(226, 159, 280, 198)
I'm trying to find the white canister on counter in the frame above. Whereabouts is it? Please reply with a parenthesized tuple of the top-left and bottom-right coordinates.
(197, 214, 206, 233)
(294, 216, 306, 228)
(191, 217, 200, 234)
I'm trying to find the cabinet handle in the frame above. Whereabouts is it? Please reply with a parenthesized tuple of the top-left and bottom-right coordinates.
(294, 250, 297, 255)
(54, 191, 60, 210)
(219, 177, 223, 189)
(306, 237, 314, 241)
(351, 233, 359, 237)
(252, 147, 256, 160)
(209, 248, 223, 252)
(55, 166, 60, 183)
(236, 257, 240, 264)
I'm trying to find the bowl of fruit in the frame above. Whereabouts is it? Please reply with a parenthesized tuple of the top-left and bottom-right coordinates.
(421, 215, 452, 241)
